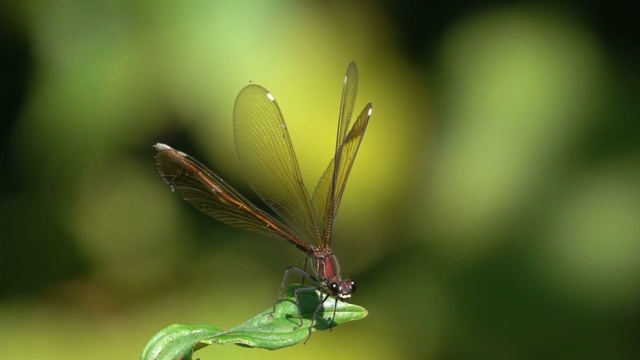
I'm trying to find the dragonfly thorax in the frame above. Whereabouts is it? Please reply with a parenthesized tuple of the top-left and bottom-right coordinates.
(310, 247, 357, 300)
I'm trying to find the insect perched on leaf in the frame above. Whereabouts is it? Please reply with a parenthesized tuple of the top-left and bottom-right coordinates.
(154, 61, 372, 339)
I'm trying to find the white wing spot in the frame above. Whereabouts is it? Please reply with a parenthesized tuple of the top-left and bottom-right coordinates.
(344, 75, 348, 84)
(367, 107, 373, 116)
(266, 93, 275, 102)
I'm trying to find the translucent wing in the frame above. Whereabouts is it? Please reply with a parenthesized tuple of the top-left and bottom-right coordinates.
(154, 144, 312, 253)
(312, 104, 373, 244)
(234, 85, 320, 244)
(312, 62, 373, 244)
(336, 62, 359, 160)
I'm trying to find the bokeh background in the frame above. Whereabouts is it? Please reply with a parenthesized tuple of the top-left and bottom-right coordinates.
(1, 1, 639, 359)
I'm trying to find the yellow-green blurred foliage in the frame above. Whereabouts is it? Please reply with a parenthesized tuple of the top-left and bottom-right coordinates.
(1, 1, 638, 359)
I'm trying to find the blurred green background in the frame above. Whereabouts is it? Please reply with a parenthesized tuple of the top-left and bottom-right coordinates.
(1, 1, 639, 359)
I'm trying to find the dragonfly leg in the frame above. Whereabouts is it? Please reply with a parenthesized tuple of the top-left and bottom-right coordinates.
(277, 266, 325, 338)
(278, 265, 318, 300)
(292, 285, 331, 344)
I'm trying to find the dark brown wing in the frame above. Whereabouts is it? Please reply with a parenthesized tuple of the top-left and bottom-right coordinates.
(154, 143, 312, 253)
(233, 85, 321, 245)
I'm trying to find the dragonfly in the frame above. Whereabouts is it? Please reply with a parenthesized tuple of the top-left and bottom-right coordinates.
(154, 61, 373, 333)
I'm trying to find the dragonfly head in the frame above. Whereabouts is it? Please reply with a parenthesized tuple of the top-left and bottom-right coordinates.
(328, 279, 357, 300)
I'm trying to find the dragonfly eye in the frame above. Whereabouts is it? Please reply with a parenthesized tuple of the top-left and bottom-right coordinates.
(348, 280, 357, 295)
(328, 281, 340, 295)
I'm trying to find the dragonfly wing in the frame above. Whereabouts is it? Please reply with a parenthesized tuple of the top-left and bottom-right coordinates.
(312, 62, 373, 244)
(154, 143, 309, 251)
(314, 103, 373, 243)
(311, 157, 334, 232)
(331, 103, 373, 214)
(336, 62, 359, 155)
(233, 85, 320, 244)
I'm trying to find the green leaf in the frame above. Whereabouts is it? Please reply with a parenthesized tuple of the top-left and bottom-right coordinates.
(139, 323, 221, 360)
(140, 284, 368, 359)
